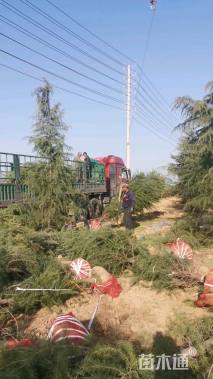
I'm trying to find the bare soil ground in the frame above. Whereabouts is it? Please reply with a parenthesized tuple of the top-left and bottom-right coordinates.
(26, 197, 212, 346)
(26, 277, 209, 346)
(134, 196, 184, 238)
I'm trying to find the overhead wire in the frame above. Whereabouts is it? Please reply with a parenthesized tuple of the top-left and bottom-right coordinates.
(136, 80, 175, 124)
(135, 88, 175, 131)
(134, 99, 175, 134)
(134, 4, 156, 115)
(0, 62, 175, 146)
(44, 0, 179, 125)
(0, 14, 124, 85)
(136, 65, 181, 124)
(130, 4, 179, 130)
(0, 63, 124, 111)
(134, 108, 177, 144)
(0, 0, 124, 75)
(0, 9, 177, 132)
(0, 32, 123, 94)
(141, 7, 156, 68)
(18, 0, 125, 67)
(133, 116, 176, 147)
(0, 0, 178, 148)
(0, 46, 176, 143)
(0, 48, 123, 103)
(44, 0, 137, 62)
(3, 0, 178, 129)
(133, 73, 180, 129)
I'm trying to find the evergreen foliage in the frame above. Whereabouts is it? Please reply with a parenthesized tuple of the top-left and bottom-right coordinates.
(21, 80, 74, 230)
(1, 80, 212, 379)
(80, 341, 141, 379)
(0, 340, 149, 379)
(0, 248, 10, 292)
(0, 341, 81, 379)
(129, 172, 166, 213)
(164, 219, 206, 247)
(10, 259, 76, 315)
(104, 196, 122, 222)
(171, 316, 213, 379)
(171, 82, 213, 232)
(0, 214, 80, 315)
(29, 81, 70, 159)
(132, 250, 194, 289)
(58, 228, 140, 275)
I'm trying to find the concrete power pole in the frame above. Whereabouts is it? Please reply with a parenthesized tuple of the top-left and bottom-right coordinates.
(126, 64, 132, 171)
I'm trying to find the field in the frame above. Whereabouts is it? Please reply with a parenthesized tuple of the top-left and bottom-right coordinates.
(25, 197, 213, 343)
(1, 196, 212, 379)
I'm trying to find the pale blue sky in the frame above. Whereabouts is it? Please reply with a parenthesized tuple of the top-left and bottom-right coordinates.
(0, 0, 212, 172)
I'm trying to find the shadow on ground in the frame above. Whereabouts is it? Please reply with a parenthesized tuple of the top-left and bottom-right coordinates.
(151, 332, 197, 379)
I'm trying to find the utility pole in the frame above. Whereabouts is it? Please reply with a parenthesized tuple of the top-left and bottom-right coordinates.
(126, 64, 132, 171)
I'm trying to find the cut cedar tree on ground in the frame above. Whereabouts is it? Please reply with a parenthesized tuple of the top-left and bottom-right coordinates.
(24, 196, 212, 346)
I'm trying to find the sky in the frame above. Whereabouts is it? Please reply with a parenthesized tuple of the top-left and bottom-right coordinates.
(0, 0, 212, 173)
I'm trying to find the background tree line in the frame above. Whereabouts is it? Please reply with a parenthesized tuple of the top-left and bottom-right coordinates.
(170, 82, 213, 238)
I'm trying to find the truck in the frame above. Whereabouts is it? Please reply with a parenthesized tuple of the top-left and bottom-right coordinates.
(0, 152, 130, 215)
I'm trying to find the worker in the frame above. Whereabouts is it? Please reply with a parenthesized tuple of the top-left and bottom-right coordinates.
(74, 152, 83, 182)
(121, 183, 135, 229)
(83, 152, 92, 180)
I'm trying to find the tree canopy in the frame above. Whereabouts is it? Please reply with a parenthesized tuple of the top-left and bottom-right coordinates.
(22, 81, 74, 229)
(170, 82, 213, 230)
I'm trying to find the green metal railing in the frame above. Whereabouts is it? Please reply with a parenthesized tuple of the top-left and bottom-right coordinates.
(0, 152, 106, 204)
(0, 184, 28, 203)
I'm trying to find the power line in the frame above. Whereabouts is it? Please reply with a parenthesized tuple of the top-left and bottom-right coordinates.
(135, 86, 175, 130)
(0, 1, 179, 143)
(136, 80, 175, 123)
(44, 0, 178, 124)
(134, 99, 175, 134)
(0, 63, 124, 111)
(133, 116, 176, 147)
(0, 61, 176, 149)
(18, 0, 125, 67)
(0, 32, 123, 95)
(133, 115, 176, 146)
(136, 65, 180, 123)
(133, 103, 177, 143)
(1, 0, 179, 126)
(0, 48, 123, 103)
(141, 9, 156, 68)
(44, 0, 137, 64)
(0, 14, 124, 85)
(134, 7, 156, 126)
(0, 0, 123, 76)
(134, 109, 176, 144)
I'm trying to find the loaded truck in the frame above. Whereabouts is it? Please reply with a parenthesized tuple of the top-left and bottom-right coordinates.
(0, 152, 130, 216)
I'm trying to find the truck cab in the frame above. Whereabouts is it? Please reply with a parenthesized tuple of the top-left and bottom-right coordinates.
(95, 155, 130, 198)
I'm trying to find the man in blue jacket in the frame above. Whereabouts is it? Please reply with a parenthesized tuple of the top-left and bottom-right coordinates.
(121, 183, 135, 229)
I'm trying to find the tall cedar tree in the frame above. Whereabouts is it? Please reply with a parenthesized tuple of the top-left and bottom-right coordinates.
(23, 81, 73, 229)
(170, 82, 213, 225)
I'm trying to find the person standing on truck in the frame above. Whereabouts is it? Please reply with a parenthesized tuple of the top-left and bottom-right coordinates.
(121, 183, 135, 229)
(83, 152, 92, 180)
(74, 152, 84, 182)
